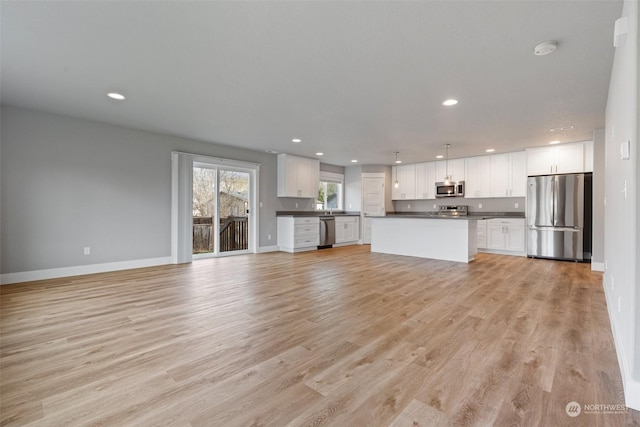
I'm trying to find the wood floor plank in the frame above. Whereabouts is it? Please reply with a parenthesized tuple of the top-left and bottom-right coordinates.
(2, 246, 639, 426)
(387, 398, 450, 427)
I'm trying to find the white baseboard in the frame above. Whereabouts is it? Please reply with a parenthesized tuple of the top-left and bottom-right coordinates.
(333, 241, 359, 248)
(257, 245, 279, 253)
(591, 262, 605, 272)
(0, 256, 173, 285)
(478, 249, 527, 257)
(603, 277, 640, 411)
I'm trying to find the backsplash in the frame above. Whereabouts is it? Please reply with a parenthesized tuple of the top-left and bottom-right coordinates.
(276, 197, 316, 211)
(392, 197, 525, 214)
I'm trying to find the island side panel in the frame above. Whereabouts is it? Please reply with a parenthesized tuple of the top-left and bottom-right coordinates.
(370, 217, 477, 263)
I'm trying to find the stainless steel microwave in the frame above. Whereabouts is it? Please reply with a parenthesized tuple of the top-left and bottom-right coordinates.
(435, 181, 465, 198)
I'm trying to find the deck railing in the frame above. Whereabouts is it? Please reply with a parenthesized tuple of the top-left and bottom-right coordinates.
(193, 216, 248, 253)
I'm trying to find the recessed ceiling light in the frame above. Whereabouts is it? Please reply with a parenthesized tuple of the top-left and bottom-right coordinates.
(485, 148, 496, 153)
(549, 140, 561, 145)
(316, 152, 323, 156)
(436, 155, 444, 159)
(351, 159, 358, 163)
(395, 160, 402, 164)
(442, 99, 458, 106)
(107, 92, 125, 100)
(550, 125, 575, 132)
(534, 40, 557, 56)
(292, 138, 302, 143)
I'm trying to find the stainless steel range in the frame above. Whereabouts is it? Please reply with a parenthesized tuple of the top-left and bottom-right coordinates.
(437, 205, 468, 217)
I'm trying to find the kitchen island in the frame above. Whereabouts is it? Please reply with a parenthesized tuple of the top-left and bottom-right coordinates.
(370, 214, 479, 263)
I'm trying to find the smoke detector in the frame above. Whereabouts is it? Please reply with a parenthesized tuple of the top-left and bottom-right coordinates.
(534, 41, 557, 56)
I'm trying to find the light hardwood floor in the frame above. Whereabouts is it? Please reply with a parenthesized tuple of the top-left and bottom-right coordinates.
(1, 246, 639, 426)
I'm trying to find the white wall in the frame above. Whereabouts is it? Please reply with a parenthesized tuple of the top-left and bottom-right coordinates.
(592, 128, 606, 268)
(0, 106, 279, 279)
(603, 0, 639, 409)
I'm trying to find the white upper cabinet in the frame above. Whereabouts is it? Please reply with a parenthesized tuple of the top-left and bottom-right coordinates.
(277, 154, 320, 198)
(509, 151, 527, 196)
(392, 164, 417, 200)
(526, 142, 585, 176)
(435, 158, 465, 182)
(490, 151, 526, 197)
(465, 156, 491, 198)
(415, 162, 437, 199)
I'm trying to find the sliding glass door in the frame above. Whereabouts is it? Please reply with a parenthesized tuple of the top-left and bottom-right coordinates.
(192, 164, 252, 257)
(218, 169, 250, 253)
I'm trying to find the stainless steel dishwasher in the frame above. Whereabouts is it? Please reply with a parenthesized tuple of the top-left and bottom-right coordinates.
(319, 216, 335, 248)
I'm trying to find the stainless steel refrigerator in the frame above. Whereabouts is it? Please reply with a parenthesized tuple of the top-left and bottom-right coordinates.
(527, 173, 585, 261)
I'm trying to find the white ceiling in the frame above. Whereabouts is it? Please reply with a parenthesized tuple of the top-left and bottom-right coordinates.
(1, 1, 622, 166)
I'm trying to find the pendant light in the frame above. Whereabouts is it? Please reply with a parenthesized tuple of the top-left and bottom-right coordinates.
(443, 144, 451, 184)
(394, 152, 400, 188)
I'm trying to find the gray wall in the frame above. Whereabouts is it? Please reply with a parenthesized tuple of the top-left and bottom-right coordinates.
(592, 128, 605, 265)
(603, 0, 639, 390)
(0, 106, 279, 274)
(320, 162, 345, 175)
(344, 165, 362, 211)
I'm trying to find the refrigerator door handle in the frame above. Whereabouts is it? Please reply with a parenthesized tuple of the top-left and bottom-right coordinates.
(552, 176, 557, 226)
(528, 226, 582, 232)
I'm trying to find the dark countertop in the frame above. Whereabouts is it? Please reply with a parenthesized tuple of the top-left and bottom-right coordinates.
(372, 213, 486, 220)
(371, 211, 525, 220)
(469, 212, 525, 219)
(276, 211, 361, 217)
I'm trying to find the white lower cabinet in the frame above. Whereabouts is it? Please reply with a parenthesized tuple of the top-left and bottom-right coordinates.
(476, 220, 487, 249)
(277, 217, 319, 253)
(335, 216, 360, 244)
(484, 218, 525, 255)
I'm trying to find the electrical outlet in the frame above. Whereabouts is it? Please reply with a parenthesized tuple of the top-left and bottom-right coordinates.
(433, 204, 437, 209)
(407, 204, 411, 209)
(295, 202, 298, 208)
(514, 202, 519, 209)
(478, 203, 482, 209)
(268, 234, 271, 240)
(605, 259, 608, 270)
(83, 247, 91, 255)
(259, 201, 263, 208)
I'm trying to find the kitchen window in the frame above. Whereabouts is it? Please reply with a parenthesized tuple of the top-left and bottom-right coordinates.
(316, 171, 344, 211)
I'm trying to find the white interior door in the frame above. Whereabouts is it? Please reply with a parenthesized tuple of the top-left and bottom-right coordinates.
(362, 174, 385, 244)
